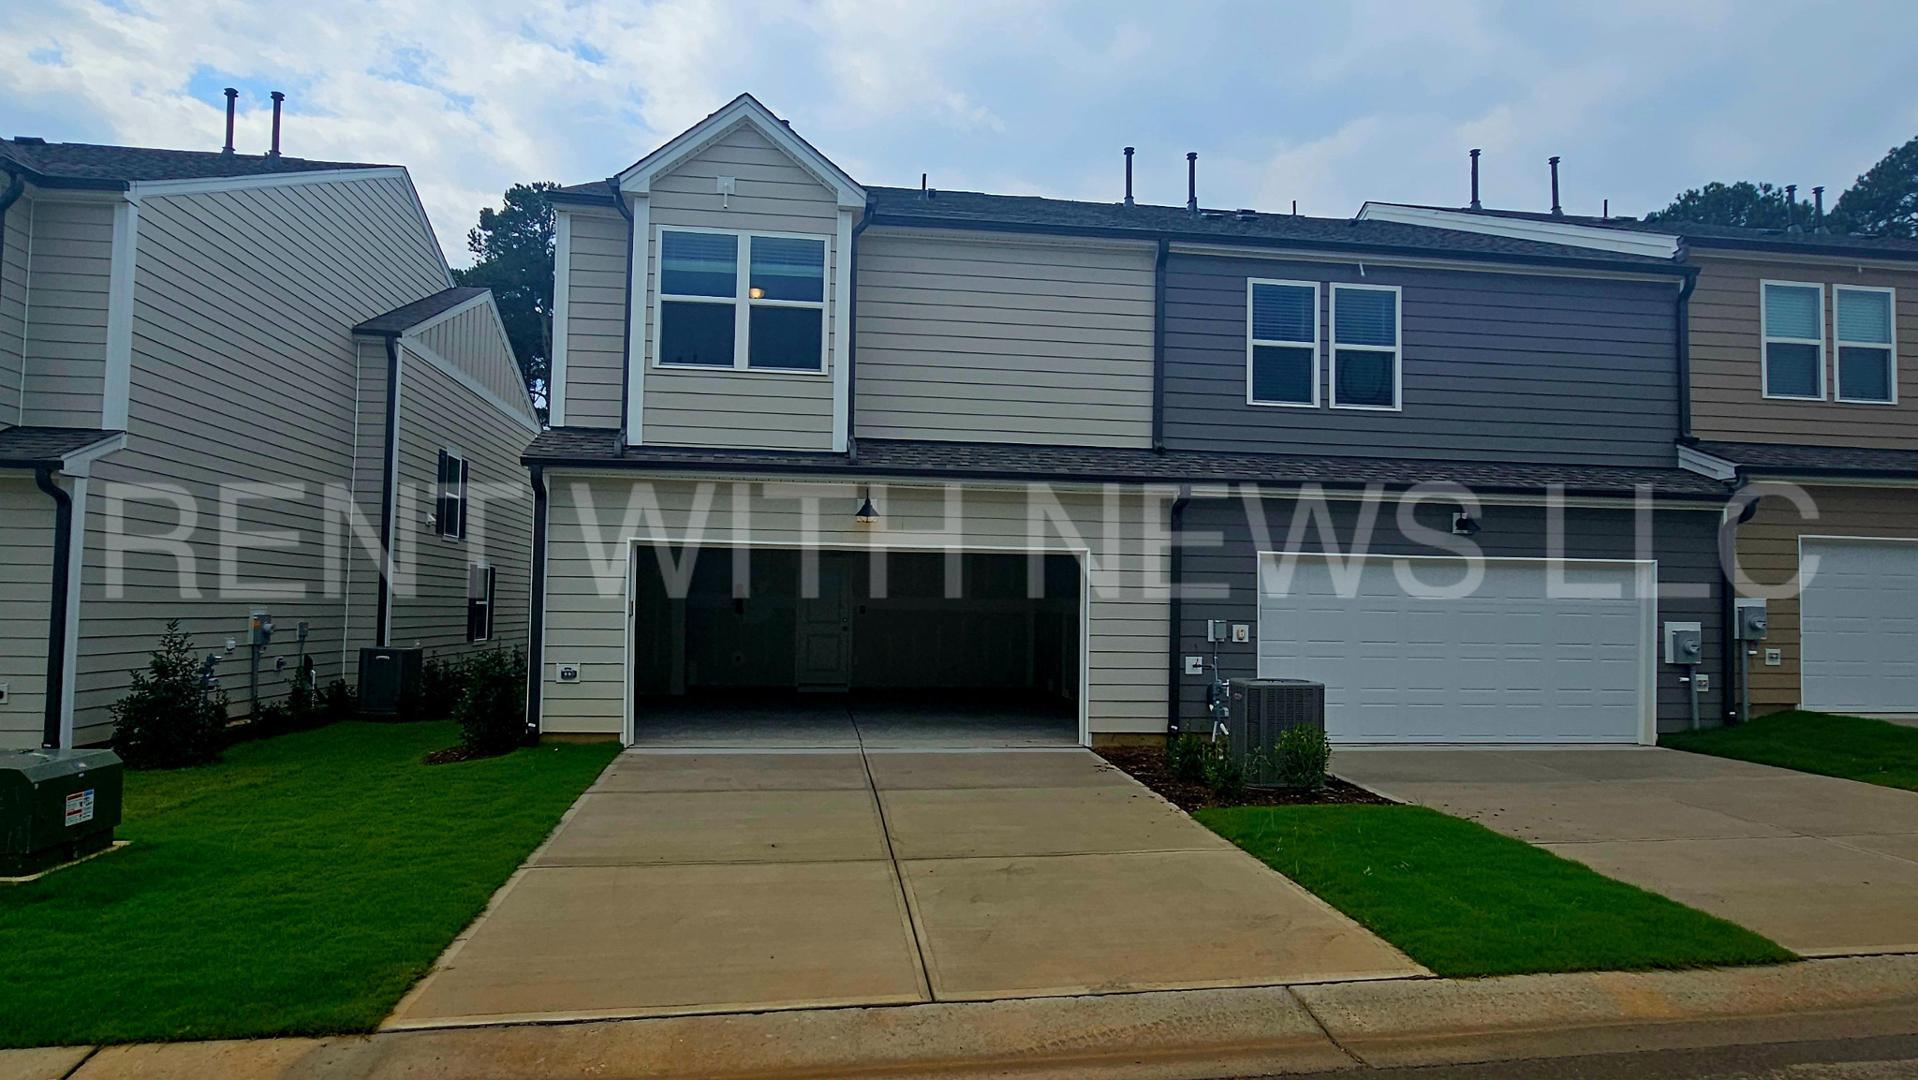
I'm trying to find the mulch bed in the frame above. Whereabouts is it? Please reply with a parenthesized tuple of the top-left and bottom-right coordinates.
(1096, 746, 1394, 813)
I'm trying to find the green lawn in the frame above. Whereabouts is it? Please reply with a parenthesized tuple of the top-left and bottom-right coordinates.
(1197, 804, 1793, 978)
(1662, 710, 1918, 793)
(0, 722, 617, 1048)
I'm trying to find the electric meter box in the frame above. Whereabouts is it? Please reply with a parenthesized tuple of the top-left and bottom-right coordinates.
(1, 748, 124, 877)
(1664, 622, 1703, 666)
(1735, 598, 1769, 641)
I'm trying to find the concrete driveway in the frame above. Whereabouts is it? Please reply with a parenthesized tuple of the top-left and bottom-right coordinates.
(1336, 747, 1918, 957)
(386, 747, 1420, 1028)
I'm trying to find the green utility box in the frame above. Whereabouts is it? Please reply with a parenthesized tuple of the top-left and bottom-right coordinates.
(1, 748, 124, 877)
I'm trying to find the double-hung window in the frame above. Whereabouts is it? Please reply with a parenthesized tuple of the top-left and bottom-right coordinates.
(1330, 284, 1401, 410)
(655, 228, 827, 373)
(466, 563, 495, 643)
(1246, 280, 1320, 406)
(1760, 281, 1825, 399)
(435, 449, 467, 540)
(1835, 285, 1897, 404)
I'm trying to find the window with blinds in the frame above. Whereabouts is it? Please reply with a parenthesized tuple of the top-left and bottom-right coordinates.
(1331, 284, 1401, 410)
(1247, 280, 1320, 406)
(1835, 285, 1897, 404)
(1761, 281, 1825, 400)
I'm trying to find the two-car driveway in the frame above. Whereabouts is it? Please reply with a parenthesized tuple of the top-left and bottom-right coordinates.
(1336, 747, 1918, 957)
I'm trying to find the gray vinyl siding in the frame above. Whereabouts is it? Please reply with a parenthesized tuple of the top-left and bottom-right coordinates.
(0, 475, 55, 748)
(1175, 497, 1723, 736)
(640, 120, 840, 451)
(556, 208, 626, 429)
(853, 229, 1156, 447)
(388, 343, 535, 657)
(539, 477, 1169, 737)
(340, 337, 389, 669)
(412, 300, 538, 426)
(1162, 253, 1681, 465)
(71, 172, 451, 738)
(0, 194, 29, 422)
(19, 199, 114, 429)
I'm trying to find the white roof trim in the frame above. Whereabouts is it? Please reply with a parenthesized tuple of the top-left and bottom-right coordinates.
(615, 94, 864, 210)
(1677, 444, 1739, 482)
(60, 431, 129, 476)
(1357, 202, 1682, 260)
(400, 292, 541, 425)
(400, 337, 543, 436)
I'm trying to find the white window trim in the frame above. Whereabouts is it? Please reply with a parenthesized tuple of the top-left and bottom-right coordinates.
(1833, 283, 1899, 405)
(1329, 282, 1404, 412)
(440, 448, 467, 542)
(1245, 278, 1321, 408)
(651, 224, 830, 377)
(468, 561, 495, 644)
(1759, 279, 1827, 401)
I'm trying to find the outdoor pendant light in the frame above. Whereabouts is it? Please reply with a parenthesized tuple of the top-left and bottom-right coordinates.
(854, 492, 879, 525)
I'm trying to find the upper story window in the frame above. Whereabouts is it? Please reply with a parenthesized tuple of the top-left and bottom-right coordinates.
(1246, 280, 1320, 407)
(1760, 281, 1825, 400)
(1330, 284, 1401, 411)
(435, 449, 468, 541)
(656, 228, 827, 374)
(1835, 285, 1897, 404)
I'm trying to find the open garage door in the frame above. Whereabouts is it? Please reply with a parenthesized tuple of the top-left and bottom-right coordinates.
(1800, 537, 1918, 714)
(629, 547, 1082, 744)
(1256, 554, 1655, 744)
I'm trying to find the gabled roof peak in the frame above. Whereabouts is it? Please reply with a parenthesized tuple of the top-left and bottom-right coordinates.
(611, 93, 864, 210)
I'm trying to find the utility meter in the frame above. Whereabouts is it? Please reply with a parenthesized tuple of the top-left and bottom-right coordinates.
(1735, 599, 1769, 641)
(249, 610, 274, 647)
(1664, 622, 1703, 666)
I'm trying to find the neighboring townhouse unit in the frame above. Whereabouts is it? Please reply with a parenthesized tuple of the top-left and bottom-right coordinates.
(530, 94, 1729, 749)
(0, 138, 539, 749)
(1363, 200, 1918, 720)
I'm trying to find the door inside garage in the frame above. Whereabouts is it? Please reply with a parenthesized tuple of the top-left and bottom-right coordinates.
(1256, 554, 1654, 744)
(629, 546, 1082, 745)
(1800, 538, 1918, 714)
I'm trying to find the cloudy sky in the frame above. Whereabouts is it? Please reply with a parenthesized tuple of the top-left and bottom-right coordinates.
(5, 1, 1915, 267)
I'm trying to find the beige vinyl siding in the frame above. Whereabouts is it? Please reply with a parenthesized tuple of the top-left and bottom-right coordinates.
(1690, 254, 1918, 448)
(19, 199, 114, 428)
(0, 475, 55, 748)
(339, 337, 389, 669)
(641, 120, 840, 451)
(0, 194, 29, 422)
(855, 229, 1157, 447)
(557, 208, 627, 429)
(388, 343, 535, 657)
(72, 172, 451, 737)
(1736, 484, 1918, 714)
(413, 300, 537, 425)
(539, 476, 1170, 737)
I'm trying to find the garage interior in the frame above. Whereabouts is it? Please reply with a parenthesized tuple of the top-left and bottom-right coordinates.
(630, 547, 1082, 747)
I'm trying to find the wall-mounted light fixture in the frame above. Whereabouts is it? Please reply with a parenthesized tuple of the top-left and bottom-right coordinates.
(854, 491, 878, 525)
(1451, 510, 1481, 537)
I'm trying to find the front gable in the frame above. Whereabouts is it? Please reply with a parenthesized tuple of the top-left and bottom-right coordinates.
(615, 94, 864, 210)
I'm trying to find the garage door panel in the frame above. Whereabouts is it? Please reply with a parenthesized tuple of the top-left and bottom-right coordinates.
(1258, 556, 1649, 744)
(1800, 539, 1918, 713)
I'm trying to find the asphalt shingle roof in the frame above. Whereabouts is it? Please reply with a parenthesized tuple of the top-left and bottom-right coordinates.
(0, 426, 123, 467)
(525, 429, 1727, 498)
(1424, 205, 1918, 260)
(1692, 440, 1918, 477)
(0, 138, 392, 189)
(353, 287, 489, 336)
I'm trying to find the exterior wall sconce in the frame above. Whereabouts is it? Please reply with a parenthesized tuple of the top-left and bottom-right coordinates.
(1452, 510, 1481, 537)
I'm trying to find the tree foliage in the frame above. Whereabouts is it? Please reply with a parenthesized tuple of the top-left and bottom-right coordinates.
(109, 620, 227, 769)
(1829, 135, 1918, 238)
(452, 182, 559, 420)
(1643, 181, 1813, 230)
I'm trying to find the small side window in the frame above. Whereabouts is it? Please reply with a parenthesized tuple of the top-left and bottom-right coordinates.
(1246, 280, 1320, 407)
(1835, 286, 1896, 404)
(1330, 284, 1401, 410)
(466, 563, 495, 643)
(1761, 282, 1825, 400)
(436, 450, 467, 540)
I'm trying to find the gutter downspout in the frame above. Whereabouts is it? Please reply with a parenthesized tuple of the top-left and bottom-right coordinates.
(610, 179, 636, 450)
(1151, 239, 1170, 453)
(1675, 267, 1698, 442)
(1722, 484, 1759, 726)
(33, 465, 73, 749)
(847, 203, 873, 464)
(524, 464, 548, 744)
(1165, 489, 1190, 738)
(375, 335, 402, 647)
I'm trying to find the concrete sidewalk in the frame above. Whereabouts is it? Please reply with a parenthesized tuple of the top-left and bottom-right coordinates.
(18, 955, 1918, 1080)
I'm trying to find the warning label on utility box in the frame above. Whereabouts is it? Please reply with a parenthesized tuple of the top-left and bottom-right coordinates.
(64, 789, 95, 827)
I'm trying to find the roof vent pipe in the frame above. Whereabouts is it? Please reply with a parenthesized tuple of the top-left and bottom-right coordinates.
(1813, 186, 1826, 232)
(269, 91, 285, 157)
(1123, 146, 1135, 207)
(1548, 155, 1562, 216)
(1185, 152, 1198, 213)
(1785, 184, 1800, 231)
(222, 87, 238, 154)
(1469, 148, 1481, 209)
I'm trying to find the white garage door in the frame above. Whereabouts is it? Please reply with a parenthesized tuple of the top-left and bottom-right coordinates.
(1256, 554, 1655, 744)
(1800, 538, 1918, 714)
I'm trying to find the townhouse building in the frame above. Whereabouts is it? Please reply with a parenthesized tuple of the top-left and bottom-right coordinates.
(1363, 202, 1918, 720)
(1, 136, 538, 749)
(528, 94, 1735, 748)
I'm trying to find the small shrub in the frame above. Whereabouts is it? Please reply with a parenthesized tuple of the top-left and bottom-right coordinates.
(318, 677, 357, 720)
(1203, 741, 1249, 802)
(1272, 725, 1332, 790)
(451, 649, 527, 757)
(110, 620, 227, 770)
(404, 657, 464, 723)
(1166, 733, 1210, 783)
